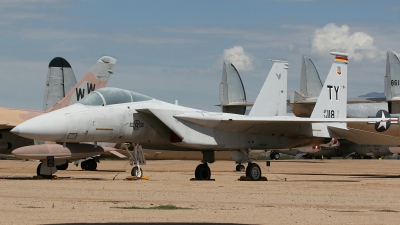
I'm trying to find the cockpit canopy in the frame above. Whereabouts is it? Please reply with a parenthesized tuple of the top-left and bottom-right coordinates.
(79, 87, 153, 106)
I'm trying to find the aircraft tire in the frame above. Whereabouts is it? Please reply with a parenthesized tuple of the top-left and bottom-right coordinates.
(195, 164, 211, 180)
(56, 163, 69, 170)
(36, 163, 42, 176)
(236, 164, 245, 172)
(269, 153, 276, 160)
(247, 163, 261, 181)
(131, 166, 143, 179)
(273, 153, 280, 160)
(80, 161, 87, 170)
(86, 159, 97, 171)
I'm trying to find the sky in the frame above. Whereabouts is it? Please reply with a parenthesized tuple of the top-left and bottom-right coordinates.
(0, 0, 399, 111)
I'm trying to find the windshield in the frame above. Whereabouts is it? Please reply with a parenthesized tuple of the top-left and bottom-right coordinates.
(79, 87, 153, 106)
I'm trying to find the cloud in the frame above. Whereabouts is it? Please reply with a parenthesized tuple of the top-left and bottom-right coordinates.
(311, 23, 382, 61)
(222, 46, 254, 70)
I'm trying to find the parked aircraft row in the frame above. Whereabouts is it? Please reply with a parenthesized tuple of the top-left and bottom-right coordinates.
(11, 51, 391, 181)
(4, 50, 400, 181)
(288, 51, 400, 159)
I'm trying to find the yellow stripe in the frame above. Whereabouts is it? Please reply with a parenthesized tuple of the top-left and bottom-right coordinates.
(96, 128, 113, 131)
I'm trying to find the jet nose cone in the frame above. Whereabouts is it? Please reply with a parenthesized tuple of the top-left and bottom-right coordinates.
(11, 110, 68, 141)
(10, 127, 19, 134)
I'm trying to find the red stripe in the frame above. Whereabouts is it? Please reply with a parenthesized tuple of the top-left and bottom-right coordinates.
(335, 56, 348, 61)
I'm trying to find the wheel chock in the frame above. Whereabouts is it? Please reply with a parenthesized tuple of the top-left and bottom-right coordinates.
(238, 176, 267, 181)
(125, 176, 138, 180)
(141, 175, 150, 180)
(190, 178, 215, 181)
(125, 175, 150, 181)
(33, 175, 58, 179)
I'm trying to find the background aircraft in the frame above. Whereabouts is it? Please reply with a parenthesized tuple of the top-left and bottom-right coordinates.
(0, 57, 76, 155)
(289, 51, 400, 159)
(1, 56, 118, 177)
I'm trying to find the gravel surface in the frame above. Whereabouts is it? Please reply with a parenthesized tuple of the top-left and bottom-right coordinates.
(1, 159, 400, 225)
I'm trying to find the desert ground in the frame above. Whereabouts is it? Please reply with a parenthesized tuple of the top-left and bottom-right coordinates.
(1, 159, 400, 225)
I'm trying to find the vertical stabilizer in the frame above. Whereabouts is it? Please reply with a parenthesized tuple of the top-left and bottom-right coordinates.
(385, 50, 400, 113)
(42, 57, 77, 111)
(311, 52, 348, 123)
(248, 60, 288, 117)
(300, 55, 323, 98)
(219, 62, 247, 114)
(46, 56, 116, 112)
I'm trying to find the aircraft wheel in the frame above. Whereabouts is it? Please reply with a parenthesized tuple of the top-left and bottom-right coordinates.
(247, 163, 262, 181)
(195, 163, 211, 180)
(273, 153, 280, 160)
(131, 166, 143, 179)
(80, 161, 87, 170)
(36, 163, 42, 176)
(270, 153, 276, 160)
(86, 159, 97, 171)
(56, 163, 69, 170)
(236, 164, 245, 172)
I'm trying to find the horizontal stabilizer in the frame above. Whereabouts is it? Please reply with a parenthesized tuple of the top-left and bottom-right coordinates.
(328, 126, 400, 145)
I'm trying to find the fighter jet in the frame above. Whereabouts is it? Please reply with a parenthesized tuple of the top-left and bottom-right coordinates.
(12, 52, 386, 180)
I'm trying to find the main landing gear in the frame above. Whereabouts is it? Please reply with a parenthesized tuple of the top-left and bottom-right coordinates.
(125, 143, 146, 179)
(241, 149, 262, 181)
(194, 149, 263, 181)
(36, 159, 69, 178)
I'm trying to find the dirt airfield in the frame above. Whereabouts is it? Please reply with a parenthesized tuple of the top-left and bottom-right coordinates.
(1, 159, 400, 225)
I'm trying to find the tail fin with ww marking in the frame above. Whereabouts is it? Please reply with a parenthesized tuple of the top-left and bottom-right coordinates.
(46, 56, 116, 112)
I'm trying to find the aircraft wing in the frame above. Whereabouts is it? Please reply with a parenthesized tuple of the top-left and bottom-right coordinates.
(138, 108, 385, 136)
(0, 121, 17, 130)
(328, 126, 400, 146)
(0, 108, 44, 130)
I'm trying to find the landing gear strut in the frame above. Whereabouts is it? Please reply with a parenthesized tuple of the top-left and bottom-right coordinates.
(194, 151, 214, 180)
(125, 143, 146, 179)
